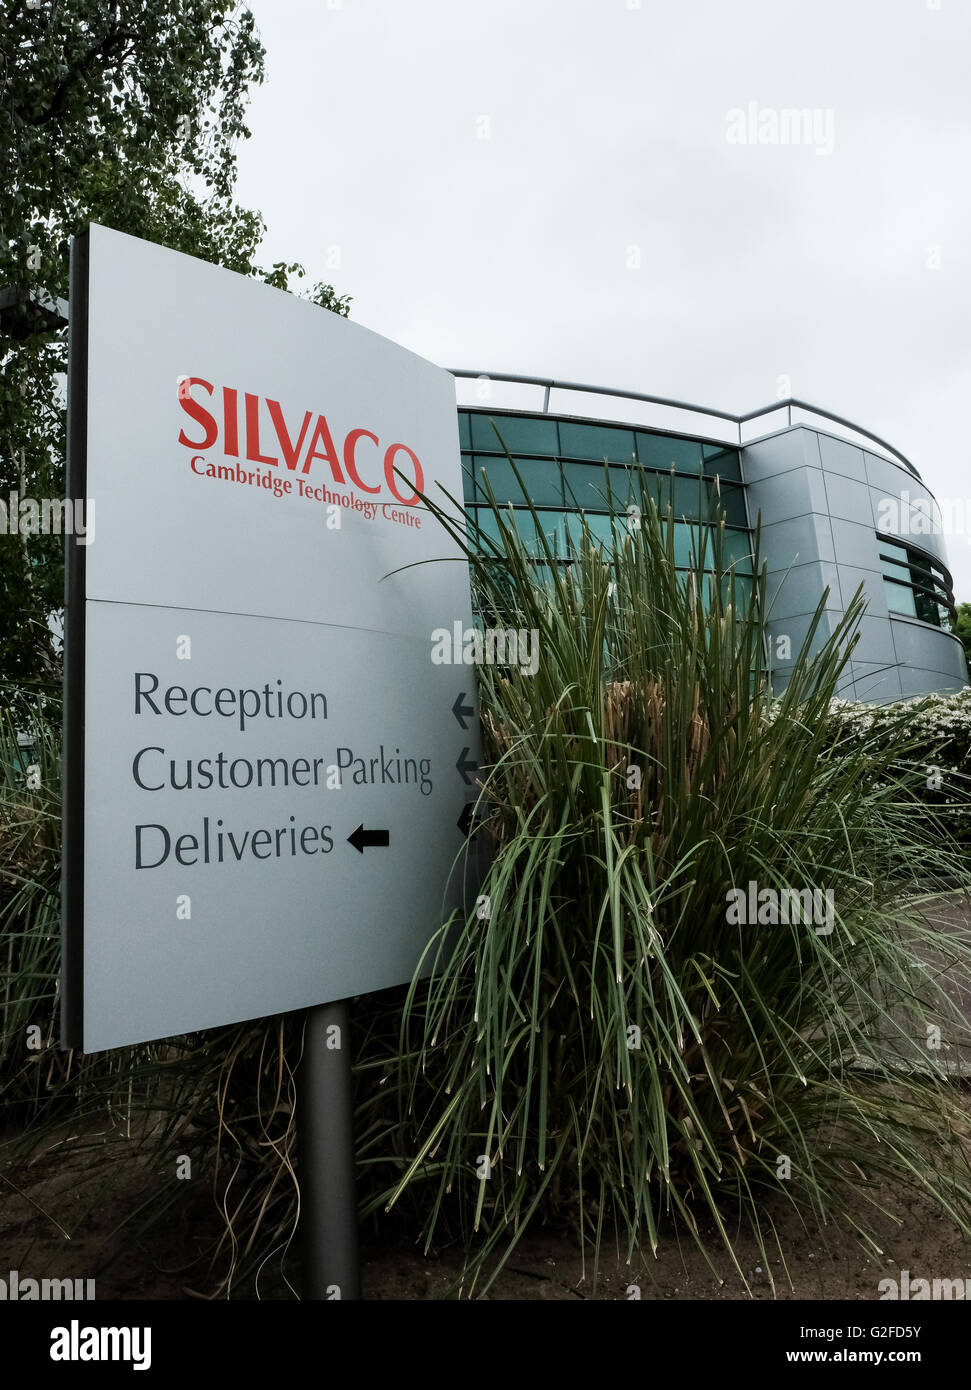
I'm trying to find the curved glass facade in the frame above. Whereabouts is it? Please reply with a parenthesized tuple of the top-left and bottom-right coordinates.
(459, 408, 750, 571)
(454, 396, 968, 702)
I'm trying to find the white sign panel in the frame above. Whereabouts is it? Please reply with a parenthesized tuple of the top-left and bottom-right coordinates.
(64, 225, 479, 1052)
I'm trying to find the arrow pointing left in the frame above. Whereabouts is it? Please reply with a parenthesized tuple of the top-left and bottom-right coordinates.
(452, 692, 474, 729)
(456, 748, 478, 785)
(347, 824, 390, 854)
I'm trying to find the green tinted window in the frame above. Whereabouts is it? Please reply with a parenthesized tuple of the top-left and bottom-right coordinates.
(526, 510, 569, 558)
(721, 573, 754, 611)
(721, 529, 755, 574)
(458, 412, 472, 451)
(650, 475, 744, 525)
(558, 421, 636, 462)
(461, 455, 476, 503)
(914, 589, 943, 626)
(531, 563, 569, 596)
(467, 506, 502, 546)
(562, 462, 636, 511)
(884, 579, 916, 617)
(880, 556, 910, 581)
(637, 433, 703, 473)
(567, 512, 621, 551)
(469, 413, 559, 454)
(668, 523, 730, 572)
(714, 483, 747, 527)
(702, 443, 743, 481)
(473, 455, 563, 507)
(878, 536, 954, 627)
(474, 506, 568, 558)
(562, 467, 745, 526)
(692, 571, 755, 610)
(672, 522, 708, 569)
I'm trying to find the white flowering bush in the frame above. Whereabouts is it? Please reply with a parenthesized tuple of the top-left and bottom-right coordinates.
(825, 686, 971, 763)
(763, 686, 971, 761)
(768, 686, 971, 837)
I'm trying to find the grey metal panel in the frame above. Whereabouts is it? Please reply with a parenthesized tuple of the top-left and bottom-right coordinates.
(865, 450, 917, 496)
(891, 619, 968, 681)
(823, 471, 875, 526)
(817, 434, 867, 481)
(868, 476, 949, 569)
(739, 427, 820, 483)
(837, 565, 889, 617)
(908, 529, 950, 569)
(846, 615, 897, 665)
(829, 517, 881, 568)
(764, 561, 842, 619)
(746, 466, 830, 524)
(848, 662, 903, 703)
(929, 501, 967, 561)
(873, 512, 951, 570)
(871, 479, 943, 524)
(802, 430, 823, 470)
(764, 610, 841, 666)
(758, 513, 837, 568)
(898, 665, 967, 699)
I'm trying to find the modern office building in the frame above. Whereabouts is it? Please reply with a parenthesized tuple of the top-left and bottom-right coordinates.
(452, 372, 967, 703)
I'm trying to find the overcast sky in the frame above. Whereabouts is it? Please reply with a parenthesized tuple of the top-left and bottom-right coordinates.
(235, 0, 971, 594)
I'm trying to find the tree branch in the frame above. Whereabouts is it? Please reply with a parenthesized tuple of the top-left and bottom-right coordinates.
(26, 24, 139, 127)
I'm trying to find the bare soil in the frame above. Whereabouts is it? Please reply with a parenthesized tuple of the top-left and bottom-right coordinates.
(3, 1104, 971, 1301)
(5, 896, 971, 1300)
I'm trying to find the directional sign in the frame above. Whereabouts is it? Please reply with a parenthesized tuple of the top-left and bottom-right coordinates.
(347, 825, 391, 855)
(451, 693, 474, 730)
(63, 225, 480, 1052)
(455, 748, 478, 785)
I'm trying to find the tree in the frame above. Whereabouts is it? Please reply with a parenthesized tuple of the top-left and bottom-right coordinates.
(1, 1, 350, 692)
(953, 602, 971, 670)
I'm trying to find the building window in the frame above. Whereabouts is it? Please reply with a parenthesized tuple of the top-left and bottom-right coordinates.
(878, 536, 955, 631)
(459, 409, 750, 575)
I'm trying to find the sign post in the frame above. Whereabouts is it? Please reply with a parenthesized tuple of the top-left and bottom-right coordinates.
(300, 1000, 360, 1300)
(63, 225, 480, 1293)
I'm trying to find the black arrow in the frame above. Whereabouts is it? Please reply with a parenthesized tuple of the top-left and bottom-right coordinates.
(458, 802, 478, 838)
(456, 747, 478, 785)
(452, 692, 474, 730)
(347, 824, 390, 854)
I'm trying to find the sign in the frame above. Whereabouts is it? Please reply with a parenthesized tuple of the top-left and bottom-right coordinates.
(63, 225, 479, 1052)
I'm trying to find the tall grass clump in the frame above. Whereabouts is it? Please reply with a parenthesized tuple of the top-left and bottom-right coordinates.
(375, 455, 971, 1296)
(0, 694, 65, 1118)
(0, 694, 303, 1297)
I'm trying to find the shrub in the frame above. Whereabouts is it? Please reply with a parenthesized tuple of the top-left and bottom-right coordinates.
(369, 465, 971, 1296)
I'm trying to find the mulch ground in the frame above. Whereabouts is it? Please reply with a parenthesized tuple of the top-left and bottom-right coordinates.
(2, 1102, 971, 1300)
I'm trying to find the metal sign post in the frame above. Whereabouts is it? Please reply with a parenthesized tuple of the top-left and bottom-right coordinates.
(300, 999, 360, 1300)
